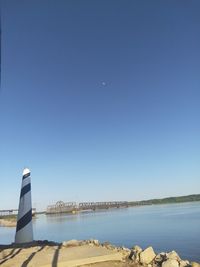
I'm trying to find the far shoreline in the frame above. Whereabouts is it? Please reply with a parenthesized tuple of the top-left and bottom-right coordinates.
(1, 200, 200, 227)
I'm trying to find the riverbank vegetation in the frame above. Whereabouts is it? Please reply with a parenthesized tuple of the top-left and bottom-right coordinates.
(130, 194, 200, 206)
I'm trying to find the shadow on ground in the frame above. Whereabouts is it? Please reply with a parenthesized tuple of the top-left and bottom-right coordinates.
(0, 240, 61, 267)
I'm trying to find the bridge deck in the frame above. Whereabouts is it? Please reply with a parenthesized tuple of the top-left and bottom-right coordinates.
(46, 201, 129, 214)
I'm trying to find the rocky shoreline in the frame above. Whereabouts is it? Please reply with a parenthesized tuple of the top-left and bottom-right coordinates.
(0, 239, 199, 267)
(68, 239, 200, 267)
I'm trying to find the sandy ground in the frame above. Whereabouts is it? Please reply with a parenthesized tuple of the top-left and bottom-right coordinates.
(84, 261, 137, 267)
(0, 242, 132, 267)
(0, 219, 16, 227)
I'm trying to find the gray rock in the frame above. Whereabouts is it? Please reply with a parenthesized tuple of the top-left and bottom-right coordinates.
(155, 253, 167, 263)
(62, 239, 81, 247)
(129, 245, 142, 262)
(179, 260, 190, 267)
(191, 262, 200, 267)
(80, 240, 87, 245)
(122, 246, 131, 252)
(167, 251, 181, 261)
(107, 244, 116, 250)
(162, 259, 179, 267)
(102, 242, 115, 250)
(87, 239, 100, 246)
(102, 241, 111, 247)
(129, 250, 140, 262)
(132, 245, 143, 253)
(93, 239, 100, 246)
(140, 247, 156, 264)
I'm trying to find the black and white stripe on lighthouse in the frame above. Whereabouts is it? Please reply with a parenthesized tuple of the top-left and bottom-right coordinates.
(15, 168, 33, 243)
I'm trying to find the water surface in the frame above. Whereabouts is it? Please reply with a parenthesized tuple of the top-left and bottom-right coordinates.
(1, 202, 200, 261)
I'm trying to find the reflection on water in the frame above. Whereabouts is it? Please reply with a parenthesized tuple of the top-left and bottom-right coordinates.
(1, 202, 200, 261)
(45, 213, 79, 223)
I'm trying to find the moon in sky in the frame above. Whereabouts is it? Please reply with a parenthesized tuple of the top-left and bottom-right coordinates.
(101, 82, 106, 86)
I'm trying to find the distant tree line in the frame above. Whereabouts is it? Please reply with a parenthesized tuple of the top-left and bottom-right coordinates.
(129, 194, 200, 206)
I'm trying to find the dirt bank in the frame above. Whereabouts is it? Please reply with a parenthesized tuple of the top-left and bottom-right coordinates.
(0, 218, 16, 227)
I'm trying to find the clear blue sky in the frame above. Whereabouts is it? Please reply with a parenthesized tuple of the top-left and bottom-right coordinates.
(0, 1, 200, 211)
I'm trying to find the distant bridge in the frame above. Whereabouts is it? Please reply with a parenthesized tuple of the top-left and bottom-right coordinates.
(46, 201, 78, 214)
(79, 201, 129, 210)
(46, 201, 129, 214)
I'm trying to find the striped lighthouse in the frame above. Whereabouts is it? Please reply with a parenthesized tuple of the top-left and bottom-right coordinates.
(15, 168, 33, 243)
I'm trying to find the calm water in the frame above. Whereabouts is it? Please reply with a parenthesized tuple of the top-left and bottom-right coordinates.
(1, 202, 200, 261)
